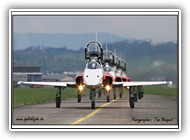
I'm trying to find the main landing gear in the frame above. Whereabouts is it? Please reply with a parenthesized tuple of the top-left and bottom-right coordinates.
(129, 87, 135, 108)
(137, 86, 144, 99)
(90, 88, 114, 109)
(112, 88, 123, 100)
(55, 87, 65, 108)
(129, 86, 138, 108)
(55, 87, 83, 108)
(129, 86, 144, 108)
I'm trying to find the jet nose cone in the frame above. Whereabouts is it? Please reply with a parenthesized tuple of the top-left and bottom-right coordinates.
(84, 69, 103, 87)
(85, 74, 101, 85)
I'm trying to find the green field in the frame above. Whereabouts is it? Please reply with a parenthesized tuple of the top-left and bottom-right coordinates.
(143, 85, 178, 100)
(13, 87, 88, 107)
(12, 85, 178, 107)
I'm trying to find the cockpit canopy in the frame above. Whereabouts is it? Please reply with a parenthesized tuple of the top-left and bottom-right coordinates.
(85, 41, 103, 60)
(86, 61, 102, 69)
(102, 50, 114, 65)
(114, 55, 120, 67)
(104, 66, 113, 72)
(119, 59, 126, 71)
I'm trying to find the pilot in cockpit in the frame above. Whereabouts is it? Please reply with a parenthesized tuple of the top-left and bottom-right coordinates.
(86, 60, 102, 69)
(85, 41, 103, 61)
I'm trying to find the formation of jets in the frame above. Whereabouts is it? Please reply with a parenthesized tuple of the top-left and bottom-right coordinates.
(101, 44, 130, 101)
(17, 40, 172, 109)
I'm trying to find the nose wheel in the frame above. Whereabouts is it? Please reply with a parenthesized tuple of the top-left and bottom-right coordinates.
(106, 90, 111, 102)
(90, 89, 96, 109)
(113, 88, 116, 99)
(77, 90, 82, 103)
(107, 95, 110, 102)
(91, 100, 95, 109)
(78, 93, 82, 102)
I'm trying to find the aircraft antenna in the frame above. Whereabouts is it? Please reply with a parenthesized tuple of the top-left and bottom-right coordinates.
(96, 31, 98, 42)
(114, 49, 117, 55)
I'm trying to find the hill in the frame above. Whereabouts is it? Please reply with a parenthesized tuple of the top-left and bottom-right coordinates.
(13, 40, 178, 84)
(13, 32, 124, 50)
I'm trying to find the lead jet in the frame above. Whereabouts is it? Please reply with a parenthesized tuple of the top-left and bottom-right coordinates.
(17, 41, 172, 109)
(18, 41, 110, 109)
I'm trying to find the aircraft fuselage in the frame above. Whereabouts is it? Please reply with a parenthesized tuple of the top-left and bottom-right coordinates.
(83, 68, 103, 89)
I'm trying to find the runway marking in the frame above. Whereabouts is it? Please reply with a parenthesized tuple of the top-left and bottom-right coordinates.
(71, 99, 117, 125)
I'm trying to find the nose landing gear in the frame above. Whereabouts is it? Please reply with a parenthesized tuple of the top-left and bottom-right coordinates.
(90, 89, 96, 109)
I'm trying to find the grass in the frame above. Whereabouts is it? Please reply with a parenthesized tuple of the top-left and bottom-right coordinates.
(13, 87, 88, 107)
(12, 85, 178, 107)
(143, 85, 178, 100)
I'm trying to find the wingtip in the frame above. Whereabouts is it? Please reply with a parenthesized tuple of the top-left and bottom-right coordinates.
(17, 81, 22, 84)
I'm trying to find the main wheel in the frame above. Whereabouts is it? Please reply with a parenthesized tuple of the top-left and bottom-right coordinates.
(113, 92, 116, 99)
(141, 91, 144, 98)
(138, 92, 141, 100)
(98, 90, 102, 98)
(134, 93, 138, 102)
(56, 97, 61, 108)
(91, 101, 95, 109)
(119, 92, 122, 98)
(78, 94, 81, 102)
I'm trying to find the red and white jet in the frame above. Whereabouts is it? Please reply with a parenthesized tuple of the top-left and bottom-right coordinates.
(18, 41, 172, 109)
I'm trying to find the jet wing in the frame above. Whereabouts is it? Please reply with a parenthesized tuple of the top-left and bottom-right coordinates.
(17, 81, 76, 88)
(113, 81, 172, 87)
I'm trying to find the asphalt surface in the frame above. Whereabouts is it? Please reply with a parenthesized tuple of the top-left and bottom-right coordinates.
(12, 92, 178, 126)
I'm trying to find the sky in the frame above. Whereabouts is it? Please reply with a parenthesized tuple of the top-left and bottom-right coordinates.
(13, 15, 178, 44)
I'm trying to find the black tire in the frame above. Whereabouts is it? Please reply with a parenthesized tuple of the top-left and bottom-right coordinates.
(138, 92, 141, 100)
(91, 101, 95, 109)
(56, 97, 61, 108)
(113, 93, 116, 99)
(107, 95, 110, 102)
(98, 90, 101, 98)
(141, 92, 144, 98)
(134, 94, 137, 102)
(119, 92, 122, 98)
(129, 97, 135, 108)
(78, 94, 81, 102)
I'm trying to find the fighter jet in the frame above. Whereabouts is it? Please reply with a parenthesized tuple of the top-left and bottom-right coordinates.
(17, 41, 172, 109)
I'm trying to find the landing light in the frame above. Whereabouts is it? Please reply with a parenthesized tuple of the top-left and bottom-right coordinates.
(105, 85, 111, 92)
(78, 85, 84, 92)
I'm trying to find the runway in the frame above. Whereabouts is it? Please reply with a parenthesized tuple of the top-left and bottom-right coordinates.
(12, 93, 178, 126)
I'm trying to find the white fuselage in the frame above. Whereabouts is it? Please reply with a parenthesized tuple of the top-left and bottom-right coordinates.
(115, 68, 122, 77)
(104, 64, 116, 80)
(83, 67, 103, 89)
(108, 70, 115, 79)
